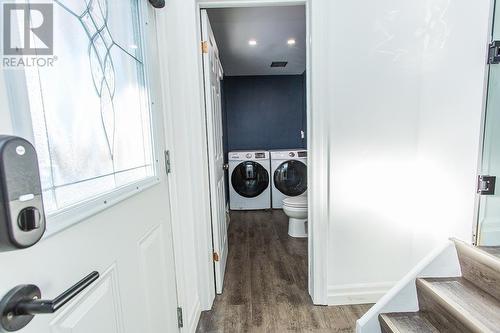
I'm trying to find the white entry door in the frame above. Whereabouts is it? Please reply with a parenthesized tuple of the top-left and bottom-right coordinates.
(0, 1, 180, 332)
(201, 10, 228, 294)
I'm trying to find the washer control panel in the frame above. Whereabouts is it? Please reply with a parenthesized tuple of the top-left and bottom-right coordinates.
(255, 152, 266, 159)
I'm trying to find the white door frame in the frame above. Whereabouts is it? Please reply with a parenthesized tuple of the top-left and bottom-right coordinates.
(195, 0, 329, 305)
(154, 10, 212, 331)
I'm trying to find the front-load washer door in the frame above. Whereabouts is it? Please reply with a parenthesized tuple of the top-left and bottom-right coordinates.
(231, 161, 269, 198)
(274, 160, 307, 196)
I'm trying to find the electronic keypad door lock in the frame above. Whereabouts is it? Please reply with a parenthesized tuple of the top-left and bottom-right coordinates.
(0, 136, 45, 251)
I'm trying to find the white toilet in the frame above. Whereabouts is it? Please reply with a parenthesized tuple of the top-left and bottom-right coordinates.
(282, 195, 308, 238)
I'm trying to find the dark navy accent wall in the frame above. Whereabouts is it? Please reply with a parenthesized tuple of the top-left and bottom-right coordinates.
(222, 74, 307, 152)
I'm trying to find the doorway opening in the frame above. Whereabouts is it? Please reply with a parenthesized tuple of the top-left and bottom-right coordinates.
(198, 3, 320, 330)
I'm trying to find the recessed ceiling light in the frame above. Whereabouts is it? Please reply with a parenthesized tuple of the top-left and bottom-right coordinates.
(287, 39, 296, 46)
(248, 39, 257, 46)
(129, 44, 138, 49)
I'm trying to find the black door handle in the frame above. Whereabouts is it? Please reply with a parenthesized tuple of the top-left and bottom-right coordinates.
(0, 271, 99, 332)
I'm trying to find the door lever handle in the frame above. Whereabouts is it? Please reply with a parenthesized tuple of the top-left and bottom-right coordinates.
(16, 271, 99, 315)
(0, 271, 99, 331)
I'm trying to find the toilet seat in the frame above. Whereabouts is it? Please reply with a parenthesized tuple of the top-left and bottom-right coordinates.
(283, 196, 307, 209)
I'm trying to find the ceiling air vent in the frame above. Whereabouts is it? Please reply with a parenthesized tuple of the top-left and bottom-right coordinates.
(270, 61, 288, 68)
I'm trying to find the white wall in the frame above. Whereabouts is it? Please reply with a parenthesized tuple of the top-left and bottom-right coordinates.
(321, 0, 491, 304)
(411, 0, 491, 258)
(321, 0, 423, 304)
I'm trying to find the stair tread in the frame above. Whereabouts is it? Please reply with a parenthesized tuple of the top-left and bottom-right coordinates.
(453, 238, 500, 265)
(418, 277, 500, 332)
(379, 312, 440, 333)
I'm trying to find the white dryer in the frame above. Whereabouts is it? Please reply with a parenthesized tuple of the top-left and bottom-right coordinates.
(270, 149, 307, 208)
(229, 151, 271, 210)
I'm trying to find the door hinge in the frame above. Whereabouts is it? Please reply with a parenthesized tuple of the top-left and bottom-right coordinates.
(213, 252, 219, 262)
(164, 150, 171, 174)
(477, 175, 496, 195)
(202, 41, 209, 54)
(488, 41, 500, 64)
(177, 307, 183, 328)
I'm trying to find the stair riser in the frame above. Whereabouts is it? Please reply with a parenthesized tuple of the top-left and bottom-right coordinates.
(416, 280, 474, 333)
(455, 242, 500, 301)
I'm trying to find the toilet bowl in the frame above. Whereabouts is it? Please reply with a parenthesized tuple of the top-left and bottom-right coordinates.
(282, 196, 308, 238)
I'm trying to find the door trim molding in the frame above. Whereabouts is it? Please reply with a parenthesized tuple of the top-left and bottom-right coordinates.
(200, 8, 229, 294)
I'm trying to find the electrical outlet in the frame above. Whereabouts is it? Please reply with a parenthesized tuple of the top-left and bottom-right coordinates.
(300, 130, 305, 139)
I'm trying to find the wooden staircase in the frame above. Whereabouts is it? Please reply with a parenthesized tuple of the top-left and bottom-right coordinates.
(378, 239, 500, 333)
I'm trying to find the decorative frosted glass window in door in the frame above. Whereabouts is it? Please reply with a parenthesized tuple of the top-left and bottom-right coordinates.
(24, 0, 155, 214)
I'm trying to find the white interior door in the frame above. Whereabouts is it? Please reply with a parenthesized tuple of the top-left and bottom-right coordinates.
(478, 3, 500, 246)
(0, 2, 180, 332)
(201, 10, 228, 294)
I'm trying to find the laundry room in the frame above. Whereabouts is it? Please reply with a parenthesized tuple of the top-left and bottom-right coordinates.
(198, 5, 310, 326)
(223, 72, 308, 210)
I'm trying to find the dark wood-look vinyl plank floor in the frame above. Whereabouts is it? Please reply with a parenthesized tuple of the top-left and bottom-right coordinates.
(196, 210, 372, 333)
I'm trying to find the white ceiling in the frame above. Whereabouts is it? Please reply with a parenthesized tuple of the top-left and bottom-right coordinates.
(206, 6, 306, 76)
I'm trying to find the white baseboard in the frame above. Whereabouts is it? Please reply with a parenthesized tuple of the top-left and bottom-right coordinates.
(327, 282, 396, 306)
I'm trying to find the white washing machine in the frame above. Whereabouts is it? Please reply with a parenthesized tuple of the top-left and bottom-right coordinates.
(270, 149, 307, 209)
(229, 151, 271, 210)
